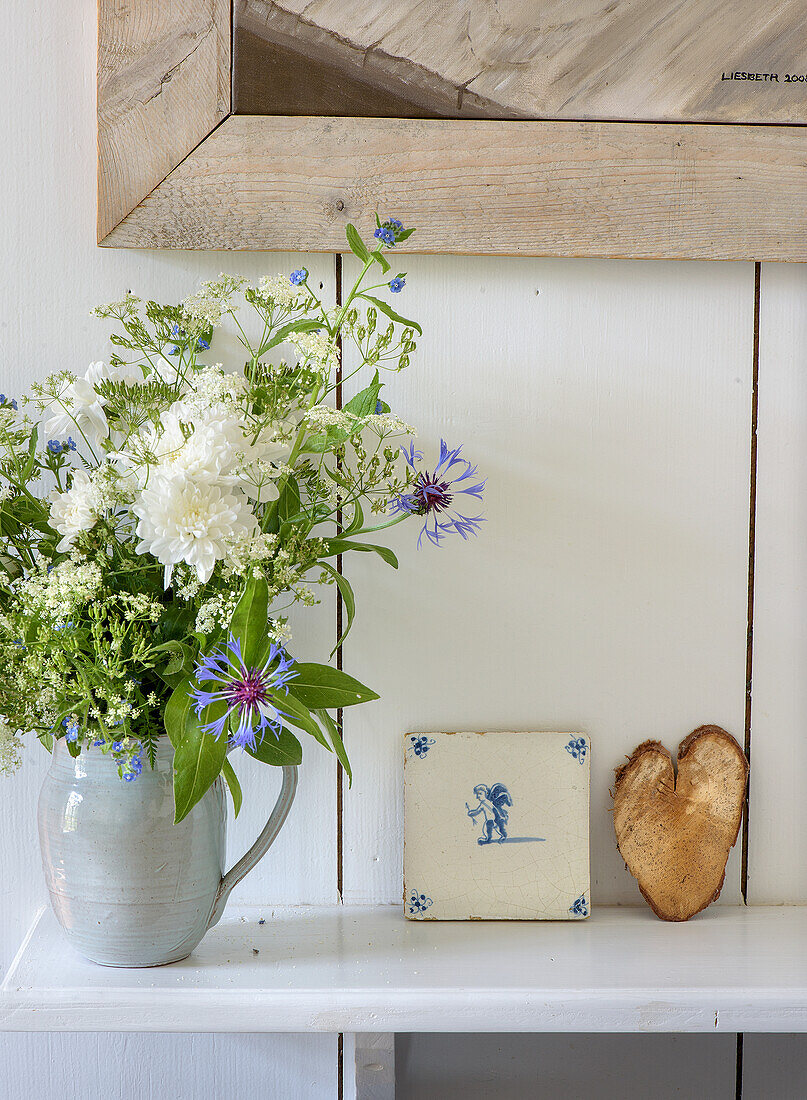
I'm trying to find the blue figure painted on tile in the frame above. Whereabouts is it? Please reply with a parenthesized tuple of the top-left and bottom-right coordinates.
(466, 784, 545, 845)
(466, 783, 513, 844)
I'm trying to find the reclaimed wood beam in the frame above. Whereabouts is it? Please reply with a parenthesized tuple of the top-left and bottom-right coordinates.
(101, 114, 807, 260)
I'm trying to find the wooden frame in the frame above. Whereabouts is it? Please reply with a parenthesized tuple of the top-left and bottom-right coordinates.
(98, 2, 807, 259)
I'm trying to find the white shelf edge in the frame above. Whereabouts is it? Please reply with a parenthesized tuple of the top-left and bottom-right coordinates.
(2, 903, 807, 1034)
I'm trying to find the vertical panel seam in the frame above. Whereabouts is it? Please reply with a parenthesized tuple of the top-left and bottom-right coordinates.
(335, 251, 344, 906)
(735, 1032, 744, 1100)
(335, 251, 344, 1100)
(740, 262, 760, 907)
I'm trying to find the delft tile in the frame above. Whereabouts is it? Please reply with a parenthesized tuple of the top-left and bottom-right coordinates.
(404, 732, 590, 920)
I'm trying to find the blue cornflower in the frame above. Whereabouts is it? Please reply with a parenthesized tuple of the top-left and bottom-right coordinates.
(124, 754, 143, 782)
(375, 400, 384, 414)
(47, 439, 62, 454)
(167, 345, 180, 355)
(374, 226, 396, 246)
(171, 323, 182, 336)
(93, 738, 105, 747)
(62, 717, 80, 743)
(389, 277, 405, 293)
(112, 740, 124, 753)
(66, 437, 76, 451)
(290, 268, 308, 286)
(387, 218, 404, 232)
(391, 440, 486, 548)
(190, 634, 298, 751)
(196, 337, 210, 351)
(0, 395, 18, 410)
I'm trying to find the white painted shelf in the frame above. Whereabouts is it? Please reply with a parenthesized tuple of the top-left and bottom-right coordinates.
(1, 904, 806, 1033)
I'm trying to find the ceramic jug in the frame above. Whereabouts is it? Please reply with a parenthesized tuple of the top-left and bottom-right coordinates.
(38, 737, 297, 966)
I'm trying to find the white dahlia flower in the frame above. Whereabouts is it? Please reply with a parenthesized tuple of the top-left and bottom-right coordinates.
(127, 410, 237, 489)
(49, 470, 100, 551)
(133, 474, 258, 587)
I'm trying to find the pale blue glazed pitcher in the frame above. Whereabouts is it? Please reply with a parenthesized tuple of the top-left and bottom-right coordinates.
(38, 737, 297, 967)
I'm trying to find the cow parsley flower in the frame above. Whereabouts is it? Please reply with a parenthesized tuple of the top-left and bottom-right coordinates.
(133, 474, 258, 586)
(392, 440, 486, 547)
(256, 274, 303, 307)
(0, 715, 22, 774)
(190, 634, 297, 751)
(182, 274, 246, 329)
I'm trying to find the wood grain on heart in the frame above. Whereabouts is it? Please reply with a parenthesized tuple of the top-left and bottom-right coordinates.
(613, 726, 748, 922)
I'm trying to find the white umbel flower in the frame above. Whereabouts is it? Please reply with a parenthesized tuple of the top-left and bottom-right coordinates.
(133, 474, 258, 587)
(49, 470, 100, 551)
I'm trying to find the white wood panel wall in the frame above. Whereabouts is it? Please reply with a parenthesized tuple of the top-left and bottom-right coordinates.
(748, 262, 807, 904)
(2, 0, 807, 1096)
(341, 254, 754, 909)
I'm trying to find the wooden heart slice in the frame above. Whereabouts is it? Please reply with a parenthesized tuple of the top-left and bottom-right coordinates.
(613, 725, 749, 922)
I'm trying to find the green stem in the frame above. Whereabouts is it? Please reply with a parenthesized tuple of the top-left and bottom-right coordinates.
(349, 513, 410, 537)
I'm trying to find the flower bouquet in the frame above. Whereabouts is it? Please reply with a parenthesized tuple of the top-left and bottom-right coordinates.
(0, 219, 485, 964)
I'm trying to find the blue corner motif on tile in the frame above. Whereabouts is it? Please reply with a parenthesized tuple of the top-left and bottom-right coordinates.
(408, 735, 436, 759)
(569, 894, 589, 917)
(408, 890, 434, 915)
(565, 736, 587, 764)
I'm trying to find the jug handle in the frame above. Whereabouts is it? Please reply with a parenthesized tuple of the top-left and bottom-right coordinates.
(206, 764, 298, 930)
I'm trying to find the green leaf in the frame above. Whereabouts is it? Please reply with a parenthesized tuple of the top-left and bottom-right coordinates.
(342, 498, 364, 538)
(150, 640, 195, 681)
(396, 227, 416, 242)
(345, 223, 371, 263)
(370, 251, 391, 275)
(320, 538, 398, 570)
(172, 713, 228, 825)
(288, 663, 379, 710)
(271, 688, 330, 748)
(221, 757, 243, 817)
(164, 676, 194, 750)
(315, 708, 352, 784)
(262, 318, 324, 353)
(302, 427, 352, 454)
(230, 575, 269, 666)
(165, 676, 228, 824)
(343, 372, 382, 418)
(246, 725, 303, 767)
(318, 561, 356, 656)
(276, 476, 302, 525)
(21, 425, 40, 479)
(358, 293, 422, 336)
